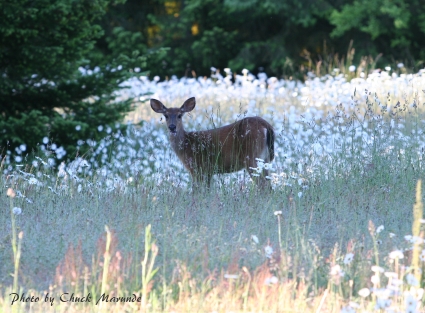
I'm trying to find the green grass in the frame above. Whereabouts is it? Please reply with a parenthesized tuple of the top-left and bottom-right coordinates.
(1, 70, 425, 312)
(1, 148, 424, 312)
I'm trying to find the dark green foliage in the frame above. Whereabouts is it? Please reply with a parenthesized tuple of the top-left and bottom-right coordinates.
(191, 27, 238, 71)
(0, 0, 147, 160)
(330, 0, 425, 64)
(96, 0, 425, 78)
(95, 0, 339, 77)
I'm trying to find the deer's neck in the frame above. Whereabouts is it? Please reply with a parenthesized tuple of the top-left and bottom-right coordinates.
(169, 129, 187, 157)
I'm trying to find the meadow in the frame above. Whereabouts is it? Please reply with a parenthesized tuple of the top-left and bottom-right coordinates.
(1, 66, 425, 312)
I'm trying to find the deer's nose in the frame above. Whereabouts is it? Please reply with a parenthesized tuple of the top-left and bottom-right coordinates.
(168, 124, 176, 133)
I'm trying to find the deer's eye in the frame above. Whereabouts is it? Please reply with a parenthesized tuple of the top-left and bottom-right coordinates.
(164, 115, 169, 119)
(177, 114, 182, 119)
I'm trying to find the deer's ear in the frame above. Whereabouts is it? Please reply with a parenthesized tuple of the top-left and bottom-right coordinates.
(150, 99, 167, 113)
(180, 97, 196, 113)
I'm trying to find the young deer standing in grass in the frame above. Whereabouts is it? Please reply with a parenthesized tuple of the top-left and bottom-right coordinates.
(150, 97, 275, 189)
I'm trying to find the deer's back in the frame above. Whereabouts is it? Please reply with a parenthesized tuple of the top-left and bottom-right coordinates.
(183, 117, 273, 173)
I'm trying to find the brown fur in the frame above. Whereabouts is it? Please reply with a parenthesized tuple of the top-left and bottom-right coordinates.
(151, 97, 275, 188)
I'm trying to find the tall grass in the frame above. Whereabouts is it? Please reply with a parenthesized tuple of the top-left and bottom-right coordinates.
(1, 66, 425, 312)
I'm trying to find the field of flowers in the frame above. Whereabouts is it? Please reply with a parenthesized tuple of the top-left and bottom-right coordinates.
(1, 67, 425, 312)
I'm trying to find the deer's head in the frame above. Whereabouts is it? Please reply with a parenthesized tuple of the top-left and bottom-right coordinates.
(150, 97, 196, 135)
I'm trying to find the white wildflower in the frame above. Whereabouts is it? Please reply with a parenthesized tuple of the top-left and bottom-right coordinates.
(348, 65, 356, 72)
(330, 265, 345, 277)
(16, 190, 26, 198)
(371, 274, 380, 285)
(274, 210, 282, 216)
(264, 245, 273, 258)
(224, 274, 239, 279)
(251, 235, 259, 244)
(375, 298, 391, 310)
(376, 225, 384, 233)
(406, 273, 419, 287)
(389, 250, 404, 259)
(58, 162, 67, 177)
(405, 235, 423, 244)
(28, 177, 39, 185)
(373, 288, 392, 298)
(358, 288, 370, 298)
(343, 253, 354, 265)
(412, 236, 423, 244)
(263, 163, 274, 171)
(264, 276, 278, 285)
(12, 207, 22, 215)
(384, 272, 398, 278)
(371, 265, 385, 273)
(404, 292, 418, 312)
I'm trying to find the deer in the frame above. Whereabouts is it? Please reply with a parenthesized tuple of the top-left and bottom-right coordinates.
(150, 97, 275, 189)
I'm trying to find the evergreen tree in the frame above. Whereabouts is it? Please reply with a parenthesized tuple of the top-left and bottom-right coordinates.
(0, 0, 147, 162)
